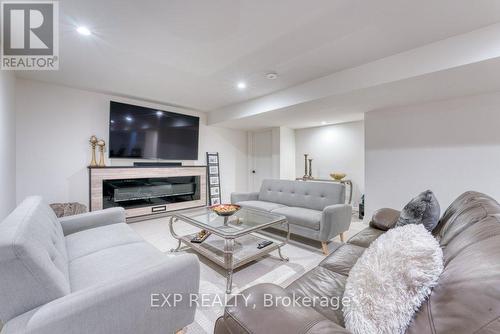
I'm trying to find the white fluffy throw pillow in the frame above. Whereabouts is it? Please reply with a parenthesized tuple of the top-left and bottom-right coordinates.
(343, 224, 443, 334)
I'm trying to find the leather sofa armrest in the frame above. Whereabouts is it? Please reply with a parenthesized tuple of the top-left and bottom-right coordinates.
(59, 207, 126, 236)
(230, 192, 259, 204)
(369, 208, 401, 231)
(214, 283, 350, 334)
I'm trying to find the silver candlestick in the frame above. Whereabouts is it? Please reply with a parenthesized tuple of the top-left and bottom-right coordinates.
(303, 154, 309, 179)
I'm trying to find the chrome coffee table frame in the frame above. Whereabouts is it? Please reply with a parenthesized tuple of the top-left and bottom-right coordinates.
(169, 207, 290, 294)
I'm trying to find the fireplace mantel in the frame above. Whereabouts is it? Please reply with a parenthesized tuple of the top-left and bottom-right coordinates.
(88, 166, 207, 219)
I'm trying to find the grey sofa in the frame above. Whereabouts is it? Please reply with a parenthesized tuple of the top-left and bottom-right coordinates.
(231, 179, 352, 254)
(0, 196, 199, 334)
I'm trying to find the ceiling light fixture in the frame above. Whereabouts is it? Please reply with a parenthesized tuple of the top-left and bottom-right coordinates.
(237, 82, 247, 90)
(76, 26, 92, 36)
(321, 121, 328, 125)
(156, 111, 163, 117)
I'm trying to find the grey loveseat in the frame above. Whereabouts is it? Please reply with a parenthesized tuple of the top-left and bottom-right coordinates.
(0, 196, 199, 334)
(231, 179, 352, 254)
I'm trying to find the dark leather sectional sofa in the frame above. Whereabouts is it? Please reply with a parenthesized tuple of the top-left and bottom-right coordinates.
(214, 191, 500, 334)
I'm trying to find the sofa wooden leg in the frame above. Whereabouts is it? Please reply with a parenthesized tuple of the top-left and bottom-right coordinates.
(339, 232, 346, 243)
(175, 328, 185, 334)
(321, 242, 329, 255)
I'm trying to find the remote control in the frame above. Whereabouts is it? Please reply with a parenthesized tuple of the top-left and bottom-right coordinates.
(191, 231, 210, 243)
(257, 240, 273, 249)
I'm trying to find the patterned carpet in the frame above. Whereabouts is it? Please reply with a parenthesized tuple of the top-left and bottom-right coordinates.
(130, 214, 366, 333)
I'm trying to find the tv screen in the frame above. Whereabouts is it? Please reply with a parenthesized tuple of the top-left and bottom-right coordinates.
(109, 101, 199, 160)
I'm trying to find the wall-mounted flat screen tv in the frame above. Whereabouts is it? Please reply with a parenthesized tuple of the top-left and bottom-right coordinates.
(109, 101, 200, 160)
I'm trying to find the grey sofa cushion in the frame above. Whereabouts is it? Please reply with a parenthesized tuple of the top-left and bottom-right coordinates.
(65, 223, 143, 261)
(271, 206, 322, 231)
(259, 179, 345, 211)
(0, 196, 70, 323)
(236, 200, 286, 212)
(69, 242, 167, 291)
(396, 190, 440, 231)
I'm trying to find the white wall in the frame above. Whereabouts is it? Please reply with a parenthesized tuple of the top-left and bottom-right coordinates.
(279, 127, 296, 180)
(295, 121, 365, 206)
(248, 127, 296, 191)
(0, 72, 16, 219)
(271, 126, 296, 180)
(365, 91, 500, 219)
(16, 79, 248, 206)
(271, 128, 280, 179)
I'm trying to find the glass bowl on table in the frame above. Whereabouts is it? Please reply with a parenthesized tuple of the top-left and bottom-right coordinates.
(209, 204, 241, 216)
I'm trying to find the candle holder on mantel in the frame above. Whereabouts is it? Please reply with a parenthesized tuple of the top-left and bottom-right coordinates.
(302, 154, 314, 180)
(303, 154, 309, 179)
(308, 159, 313, 179)
(97, 139, 106, 167)
(89, 135, 98, 167)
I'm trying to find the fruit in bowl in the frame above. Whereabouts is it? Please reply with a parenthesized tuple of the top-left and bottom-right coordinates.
(330, 172, 347, 181)
(210, 204, 241, 216)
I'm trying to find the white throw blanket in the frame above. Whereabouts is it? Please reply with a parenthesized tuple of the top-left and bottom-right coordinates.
(343, 224, 443, 334)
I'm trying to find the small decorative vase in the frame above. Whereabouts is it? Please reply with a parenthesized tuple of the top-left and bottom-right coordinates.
(89, 135, 98, 167)
(97, 139, 106, 167)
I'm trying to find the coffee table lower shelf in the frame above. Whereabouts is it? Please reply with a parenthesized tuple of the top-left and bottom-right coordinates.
(177, 232, 285, 269)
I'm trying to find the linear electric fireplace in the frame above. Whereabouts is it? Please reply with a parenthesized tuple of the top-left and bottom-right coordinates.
(103, 176, 201, 211)
(89, 166, 207, 219)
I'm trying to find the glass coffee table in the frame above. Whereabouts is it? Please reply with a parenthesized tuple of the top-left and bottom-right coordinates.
(169, 206, 290, 293)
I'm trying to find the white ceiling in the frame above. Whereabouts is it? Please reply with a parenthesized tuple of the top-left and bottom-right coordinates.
(217, 56, 500, 129)
(17, 0, 500, 113)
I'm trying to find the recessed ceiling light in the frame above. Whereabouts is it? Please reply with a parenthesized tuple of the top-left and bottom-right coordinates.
(321, 121, 328, 125)
(125, 116, 133, 122)
(156, 111, 163, 117)
(76, 26, 92, 36)
(237, 82, 247, 90)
